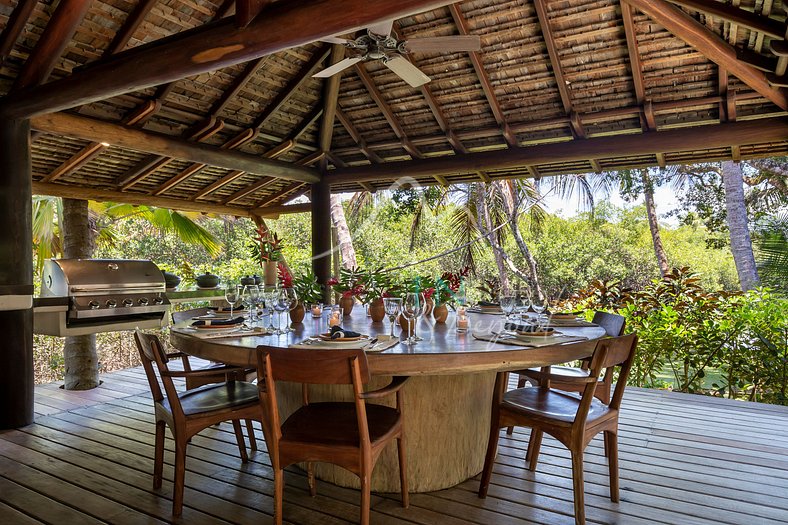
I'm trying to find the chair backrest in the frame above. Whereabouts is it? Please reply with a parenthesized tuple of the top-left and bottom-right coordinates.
(172, 307, 213, 324)
(591, 311, 626, 336)
(574, 333, 638, 425)
(134, 330, 183, 416)
(255, 346, 372, 448)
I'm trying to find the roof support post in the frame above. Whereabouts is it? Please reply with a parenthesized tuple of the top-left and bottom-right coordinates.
(0, 117, 34, 429)
(311, 177, 332, 304)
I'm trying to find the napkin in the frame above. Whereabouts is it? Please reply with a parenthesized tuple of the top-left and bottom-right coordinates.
(478, 301, 500, 307)
(191, 316, 245, 327)
(504, 322, 554, 334)
(330, 326, 362, 339)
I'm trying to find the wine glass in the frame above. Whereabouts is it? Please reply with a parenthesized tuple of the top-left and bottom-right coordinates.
(241, 285, 256, 323)
(248, 285, 261, 323)
(273, 289, 289, 335)
(263, 288, 277, 332)
(403, 292, 425, 344)
(224, 284, 240, 318)
(283, 288, 298, 333)
(500, 295, 516, 321)
(531, 295, 548, 325)
(383, 297, 402, 338)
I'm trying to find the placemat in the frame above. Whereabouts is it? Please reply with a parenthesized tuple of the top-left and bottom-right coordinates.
(472, 332, 588, 348)
(173, 327, 269, 339)
(466, 308, 503, 315)
(290, 335, 400, 352)
(547, 319, 598, 328)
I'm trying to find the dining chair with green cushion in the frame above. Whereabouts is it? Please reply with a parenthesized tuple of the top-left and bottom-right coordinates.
(256, 345, 409, 525)
(134, 330, 261, 517)
(171, 307, 259, 450)
(479, 333, 638, 525)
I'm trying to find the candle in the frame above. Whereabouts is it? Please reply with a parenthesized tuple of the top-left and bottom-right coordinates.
(329, 314, 341, 327)
(456, 306, 469, 333)
(311, 304, 323, 317)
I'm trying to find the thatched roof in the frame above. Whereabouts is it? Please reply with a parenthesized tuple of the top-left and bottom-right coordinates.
(1, 0, 786, 217)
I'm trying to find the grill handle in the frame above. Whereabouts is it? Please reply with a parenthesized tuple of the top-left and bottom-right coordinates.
(70, 286, 164, 294)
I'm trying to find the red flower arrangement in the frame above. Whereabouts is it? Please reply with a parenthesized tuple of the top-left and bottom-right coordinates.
(277, 263, 293, 288)
(441, 266, 471, 292)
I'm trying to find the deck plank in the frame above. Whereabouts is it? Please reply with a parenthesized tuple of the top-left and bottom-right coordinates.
(1, 367, 787, 524)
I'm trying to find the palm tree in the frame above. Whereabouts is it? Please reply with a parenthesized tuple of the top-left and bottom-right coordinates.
(34, 196, 222, 390)
(721, 161, 760, 290)
(754, 213, 788, 290)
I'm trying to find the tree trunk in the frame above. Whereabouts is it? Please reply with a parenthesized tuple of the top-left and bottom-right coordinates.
(475, 184, 510, 294)
(329, 195, 357, 269)
(496, 181, 545, 299)
(62, 198, 99, 390)
(642, 171, 670, 277)
(721, 161, 760, 290)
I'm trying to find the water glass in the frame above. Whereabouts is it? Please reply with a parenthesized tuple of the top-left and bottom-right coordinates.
(500, 295, 516, 320)
(383, 297, 402, 338)
(224, 284, 240, 318)
(328, 306, 343, 330)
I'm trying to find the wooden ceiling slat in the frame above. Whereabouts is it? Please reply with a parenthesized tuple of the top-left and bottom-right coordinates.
(2, 0, 457, 119)
(665, 0, 785, 39)
(42, 142, 105, 184)
(12, 0, 92, 91)
(0, 0, 37, 65)
(335, 108, 383, 163)
(210, 57, 267, 116)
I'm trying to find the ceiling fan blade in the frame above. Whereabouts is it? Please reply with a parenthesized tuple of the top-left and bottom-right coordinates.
(319, 36, 354, 45)
(367, 19, 394, 38)
(312, 56, 363, 78)
(384, 55, 431, 88)
(403, 35, 482, 53)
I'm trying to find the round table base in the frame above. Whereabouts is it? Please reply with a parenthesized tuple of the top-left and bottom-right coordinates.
(277, 371, 497, 492)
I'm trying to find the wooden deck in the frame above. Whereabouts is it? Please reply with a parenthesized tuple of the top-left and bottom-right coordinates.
(2, 365, 788, 525)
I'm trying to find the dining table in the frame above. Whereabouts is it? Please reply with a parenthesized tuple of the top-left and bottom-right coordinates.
(169, 310, 606, 493)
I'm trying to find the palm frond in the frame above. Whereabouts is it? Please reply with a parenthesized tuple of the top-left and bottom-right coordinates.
(169, 211, 223, 257)
(448, 194, 484, 273)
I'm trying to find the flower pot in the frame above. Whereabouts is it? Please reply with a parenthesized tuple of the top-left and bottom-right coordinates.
(368, 298, 386, 322)
(433, 303, 449, 323)
(423, 297, 434, 317)
(195, 273, 220, 288)
(290, 302, 305, 324)
(264, 261, 278, 286)
(339, 296, 355, 316)
(398, 314, 415, 335)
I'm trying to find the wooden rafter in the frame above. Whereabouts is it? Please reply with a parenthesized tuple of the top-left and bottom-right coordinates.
(255, 202, 312, 217)
(665, 0, 784, 39)
(623, 0, 788, 110)
(12, 0, 92, 91)
(620, 1, 650, 132)
(318, 44, 346, 164)
(209, 57, 267, 116)
(0, 0, 37, 64)
(252, 182, 306, 209)
(449, 3, 517, 147)
(236, 0, 272, 28)
(2, 0, 457, 119)
(32, 112, 319, 183)
(104, 0, 158, 56)
(335, 108, 383, 163)
(326, 119, 788, 184)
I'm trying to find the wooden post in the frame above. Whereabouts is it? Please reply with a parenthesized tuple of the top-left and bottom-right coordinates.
(311, 178, 332, 304)
(0, 118, 34, 428)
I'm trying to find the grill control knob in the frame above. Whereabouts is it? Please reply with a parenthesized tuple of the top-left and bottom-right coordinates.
(138, 297, 149, 306)
(89, 300, 100, 309)
(152, 297, 164, 305)
(106, 299, 117, 308)
(123, 298, 134, 307)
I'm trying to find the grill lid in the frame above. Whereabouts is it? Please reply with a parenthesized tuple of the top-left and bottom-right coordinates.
(41, 259, 166, 296)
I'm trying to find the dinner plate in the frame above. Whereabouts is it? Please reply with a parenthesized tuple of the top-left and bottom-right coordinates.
(191, 325, 242, 333)
(317, 333, 366, 342)
(309, 339, 372, 349)
(551, 313, 578, 320)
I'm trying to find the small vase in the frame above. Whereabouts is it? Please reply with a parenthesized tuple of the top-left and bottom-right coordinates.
(369, 298, 386, 322)
(424, 297, 434, 317)
(433, 303, 449, 323)
(290, 302, 305, 324)
(339, 296, 355, 316)
(398, 314, 414, 334)
(264, 261, 278, 286)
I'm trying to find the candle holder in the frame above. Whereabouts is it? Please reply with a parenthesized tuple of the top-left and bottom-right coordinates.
(456, 306, 469, 333)
(310, 303, 323, 318)
(328, 306, 343, 329)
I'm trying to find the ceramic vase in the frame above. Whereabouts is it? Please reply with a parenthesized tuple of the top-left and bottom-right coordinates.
(368, 298, 386, 322)
(433, 303, 449, 323)
(339, 296, 355, 316)
(289, 302, 305, 324)
(264, 261, 278, 286)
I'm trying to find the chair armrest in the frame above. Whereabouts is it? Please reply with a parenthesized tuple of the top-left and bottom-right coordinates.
(162, 366, 248, 378)
(359, 376, 409, 399)
(165, 351, 190, 360)
(537, 373, 597, 384)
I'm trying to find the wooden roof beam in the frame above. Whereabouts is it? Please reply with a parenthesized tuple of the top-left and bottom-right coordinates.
(210, 57, 267, 116)
(236, 0, 273, 28)
(449, 4, 517, 147)
(326, 119, 788, 184)
(335, 108, 383, 163)
(665, 0, 785, 39)
(33, 112, 319, 183)
(33, 182, 251, 217)
(252, 182, 307, 209)
(12, 0, 92, 91)
(222, 178, 279, 204)
(256, 202, 312, 217)
(620, 1, 651, 132)
(104, 0, 158, 56)
(4, 0, 457, 115)
(624, 0, 788, 110)
(0, 0, 37, 65)
(318, 44, 347, 168)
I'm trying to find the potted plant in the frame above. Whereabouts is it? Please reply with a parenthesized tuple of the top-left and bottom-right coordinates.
(327, 267, 365, 316)
(360, 268, 390, 322)
(431, 268, 470, 323)
(250, 228, 283, 286)
(280, 265, 324, 324)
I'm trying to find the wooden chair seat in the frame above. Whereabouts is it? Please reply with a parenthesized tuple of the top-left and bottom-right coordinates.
(281, 402, 401, 446)
(163, 381, 259, 416)
(502, 388, 614, 426)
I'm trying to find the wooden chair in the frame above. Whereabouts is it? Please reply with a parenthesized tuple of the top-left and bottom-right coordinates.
(479, 333, 638, 525)
(256, 345, 409, 525)
(171, 307, 258, 450)
(134, 330, 261, 517)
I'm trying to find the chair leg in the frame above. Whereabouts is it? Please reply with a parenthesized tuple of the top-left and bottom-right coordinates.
(527, 429, 543, 471)
(307, 462, 317, 497)
(153, 421, 165, 489)
(571, 450, 586, 525)
(397, 436, 409, 508)
(506, 375, 528, 435)
(603, 431, 610, 458)
(172, 438, 187, 517)
(274, 468, 284, 525)
(231, 419, 248, 463)
(478, 423, 501, 498)
(360, 469, 371, 525)
(606, 430, 619, 502)
(245, 419, 257, 451)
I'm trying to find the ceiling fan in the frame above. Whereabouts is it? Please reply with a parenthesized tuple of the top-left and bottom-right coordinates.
(313, 20, 481, 88)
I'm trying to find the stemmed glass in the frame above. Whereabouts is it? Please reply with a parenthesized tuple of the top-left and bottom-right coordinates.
(283, 288, 298, 333)
(263, 288, 277, 332)
(500, 295, 516, 321)
(241, 285, 258, 323)
(383, 297, 402, 338)
(531, 295, 548, 325)
(273, 289, 289, 335)
(249, 285, 261, 323)
(403, 292, 425, 345)
(224, 284, 240, 318)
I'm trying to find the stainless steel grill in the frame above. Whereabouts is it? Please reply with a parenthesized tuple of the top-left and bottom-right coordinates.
(34, 259, 170, 336)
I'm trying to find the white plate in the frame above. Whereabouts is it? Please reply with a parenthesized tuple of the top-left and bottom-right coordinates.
(308, 339, 371, 349)
(188, 326, 242, 334)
